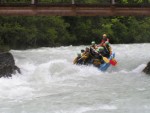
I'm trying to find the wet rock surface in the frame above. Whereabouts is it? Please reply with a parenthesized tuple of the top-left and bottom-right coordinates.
(143, 62, 150, 75)
(0, 52, 21, 78)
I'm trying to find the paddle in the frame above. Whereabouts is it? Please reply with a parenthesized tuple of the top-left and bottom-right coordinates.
(102, 56, 110, 63)
(91, 47, 118, 65)
(110, 58, 117, 66)
(91, 47, 110, 63)
(97, 46, 117, 66)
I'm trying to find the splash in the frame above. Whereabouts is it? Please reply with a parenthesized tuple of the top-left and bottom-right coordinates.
(0, 44, 150, 113)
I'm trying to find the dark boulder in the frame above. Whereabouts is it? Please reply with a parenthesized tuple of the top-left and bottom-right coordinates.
(143, 62, 150, 75)
(0, 52, 21, 78)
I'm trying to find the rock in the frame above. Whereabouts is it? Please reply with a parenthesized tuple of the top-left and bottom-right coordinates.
(143, 62, 150, 75)
(0, 52, 21, 78)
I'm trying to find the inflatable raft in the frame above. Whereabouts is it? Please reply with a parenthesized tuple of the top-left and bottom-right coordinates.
(74, 52, 117, 72)
(99, 52, 115, 71)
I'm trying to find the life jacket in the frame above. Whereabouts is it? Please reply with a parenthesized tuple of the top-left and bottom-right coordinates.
(101, 45, 111, 58)
(81, 51, 93, 65)
(90, 45, 97, 57)
(93, 59, 101, 67)
(100, 38, 109, 46)
(82, 51, 90, 60)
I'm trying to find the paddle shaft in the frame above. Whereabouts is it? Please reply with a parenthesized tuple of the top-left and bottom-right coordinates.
(90, 47, 110, 63)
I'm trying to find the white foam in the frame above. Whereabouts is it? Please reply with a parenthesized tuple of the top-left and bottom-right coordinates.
(1, 44, 150, 113)
(131, 64, 147, 73)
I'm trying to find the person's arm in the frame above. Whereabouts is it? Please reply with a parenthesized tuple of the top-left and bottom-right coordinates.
(99, 39, 105, 46)
(107, 38, 109, 42)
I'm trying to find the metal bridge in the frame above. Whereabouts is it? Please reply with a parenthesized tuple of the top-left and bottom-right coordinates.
(0, 0, 150, 16)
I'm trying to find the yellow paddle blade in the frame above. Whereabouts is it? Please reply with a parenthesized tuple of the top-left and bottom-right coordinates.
(103, 57, 110, 63)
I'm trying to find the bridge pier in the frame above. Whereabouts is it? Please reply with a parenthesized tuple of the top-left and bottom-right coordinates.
(111, 0, 115, 5)
(31, 0, 38, 5)
(72, 0, 75, 4)
(31, 0, 34, 4)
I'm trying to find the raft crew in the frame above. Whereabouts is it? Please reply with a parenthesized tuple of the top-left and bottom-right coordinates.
(74, 33, 112, 67)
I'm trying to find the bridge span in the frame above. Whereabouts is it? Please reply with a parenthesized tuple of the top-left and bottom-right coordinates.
(0, 3, 150, 16)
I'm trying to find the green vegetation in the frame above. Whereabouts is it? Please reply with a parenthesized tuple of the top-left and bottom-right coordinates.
(0, 16, 150, 50)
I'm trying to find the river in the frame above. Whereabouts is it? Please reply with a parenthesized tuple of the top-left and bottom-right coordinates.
(0, 44, 150, 113)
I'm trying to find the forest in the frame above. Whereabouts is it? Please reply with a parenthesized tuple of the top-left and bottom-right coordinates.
(0, 0, 150, 50)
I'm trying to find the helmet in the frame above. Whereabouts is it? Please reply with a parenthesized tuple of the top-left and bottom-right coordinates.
(86, 47, 89, 50)
(98, 47, 104, 52)
(99, 47, 104, 50)
(105, 41, 110, 45)
(77, 53, 81, 57)
(81, 49, 85, 53)
(91, 41, 95, 45)
(103, 34, 107, 37)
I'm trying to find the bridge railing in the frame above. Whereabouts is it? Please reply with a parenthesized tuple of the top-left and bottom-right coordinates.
(0, 0, 150, 7)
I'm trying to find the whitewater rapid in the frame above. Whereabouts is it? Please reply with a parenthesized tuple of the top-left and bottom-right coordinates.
(0, 44, 150, 113)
